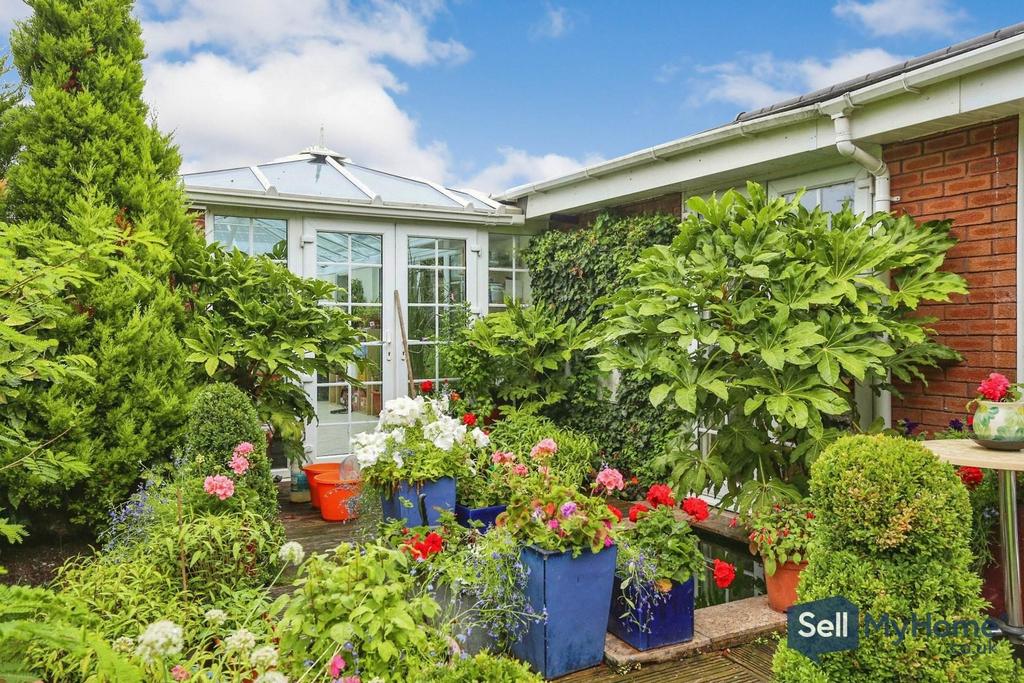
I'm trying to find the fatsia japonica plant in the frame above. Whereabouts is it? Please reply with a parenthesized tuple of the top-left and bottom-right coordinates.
(595, 182, 966, 515)
(181, 246, 365, 461)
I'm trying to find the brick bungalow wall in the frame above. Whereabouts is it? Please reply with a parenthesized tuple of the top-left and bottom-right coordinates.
(885, 116, 1018, 433)
(565, 192, 682, 230)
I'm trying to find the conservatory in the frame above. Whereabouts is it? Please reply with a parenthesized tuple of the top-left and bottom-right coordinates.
(182, 147, 527, 464)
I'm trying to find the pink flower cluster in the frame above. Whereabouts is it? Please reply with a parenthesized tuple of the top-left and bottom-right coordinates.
(229, 453, 250, 475)
(491, 450, 516, 465)
(203, 475, 235, 501)
(979, 372, 1012, 401)
(530, 438, 558, 459)
(595, 467, 624, 493)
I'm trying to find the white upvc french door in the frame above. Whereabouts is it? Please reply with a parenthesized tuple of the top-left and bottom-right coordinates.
(395, 224, 483, 394)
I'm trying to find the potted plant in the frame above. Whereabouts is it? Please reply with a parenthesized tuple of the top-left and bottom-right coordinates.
(355, 394, 486, 526)
(969, 372, 1024, 450)
(608, 485, 737, 650)
(497, 468, 618, 679)
(747, 501, 815, 612)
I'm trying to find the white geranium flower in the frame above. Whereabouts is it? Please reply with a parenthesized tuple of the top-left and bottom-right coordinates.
(353, 431, 389, 469)
(277, 541, 305, 567)
(471, 427, 490, 448)
(379, 396, 424, 427)
(135, 620, 183, 663)
(224, 628, 257, 655)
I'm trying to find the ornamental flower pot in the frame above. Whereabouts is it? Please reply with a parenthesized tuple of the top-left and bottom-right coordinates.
(972, 400, 1024, 451)
(512, 544, 617, 679)
(606, 575, 694, 650)
(764, 560, 807, 612)
(380, 477, 456, 527)
(454, 503, 507, 531)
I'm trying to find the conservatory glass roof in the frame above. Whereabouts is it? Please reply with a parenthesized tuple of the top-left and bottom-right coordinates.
(181, 147, 504, 214)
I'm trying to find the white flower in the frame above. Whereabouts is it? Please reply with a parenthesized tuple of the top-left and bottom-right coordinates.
(224, 628, 257, 655)
(471, 427, 490, 449)
(393, 452, 404, 469)
(422, 415, 466, 451)
(379, 396, 424, 427)
(251, 645, 279, 669)
(135, 620, 183, 663)
(112, 636, 134, 654)
(204, 608, 228, 626)
(255, 673, 288, 683)
(389, 427, 406, 445)
(277, 541, 305, 567)
(428, 395, 450, 417)
(353, 430, 389, 469)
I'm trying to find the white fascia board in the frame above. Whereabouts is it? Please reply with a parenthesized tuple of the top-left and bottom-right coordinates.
(186, 188, 523, 226)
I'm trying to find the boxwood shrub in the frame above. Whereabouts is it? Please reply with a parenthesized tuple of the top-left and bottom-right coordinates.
(773, 435, 1020, 681)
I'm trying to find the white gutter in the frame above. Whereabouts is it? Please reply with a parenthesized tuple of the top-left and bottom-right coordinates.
(831, 112, 891, 213)
(498, 30, 1024, 202)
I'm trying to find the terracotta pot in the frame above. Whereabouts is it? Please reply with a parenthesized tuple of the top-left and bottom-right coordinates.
(764, 561, 807, 612)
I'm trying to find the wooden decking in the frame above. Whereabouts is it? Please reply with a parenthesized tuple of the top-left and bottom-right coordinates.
(277, 484, 778, 681)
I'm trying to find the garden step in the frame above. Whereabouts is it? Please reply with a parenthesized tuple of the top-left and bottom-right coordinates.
(604, 596, 785, 668)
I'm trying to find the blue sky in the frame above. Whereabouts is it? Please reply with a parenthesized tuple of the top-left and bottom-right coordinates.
(0, 0, 1022, 192)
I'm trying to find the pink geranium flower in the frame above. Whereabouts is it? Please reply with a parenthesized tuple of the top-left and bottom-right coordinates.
(171, 665, 189, 681)
(530, 438, 558, 459)
(511, 463, 529, 476)
(979, 372, 1012, 401)
(491, 451, 515, 465)
(233, 441, 254, 457)
(330, 654, 346, 677)
(229, 453, 250, 475)
(595, 467, 624, 492)
(203, 474, 235, 500)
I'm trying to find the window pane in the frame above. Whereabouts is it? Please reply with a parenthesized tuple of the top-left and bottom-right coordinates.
(350, 265, 381, 304)
(351, 234, 382, 264)
(408, 306, 436, 341)
(317, 232, 348, 263)
(317, 264, 348, 302)
(820, 181, 855, 214)
(355, 344, 383, 383)
(409, 344, 437, 382)
(439, 269, 466, 304)
(408, 269, 436, 304)
(316, 384, 350, 423)
(488, 270, 514, 305)
(408, 237, 437, 266)
(252, 218, 287, 256)
(437, 239, 466, 268)
(352, 306, 382, 339)
(213, 216, 250, 252)
(489, 234, 514, 268)
(515, 270, 532, 305)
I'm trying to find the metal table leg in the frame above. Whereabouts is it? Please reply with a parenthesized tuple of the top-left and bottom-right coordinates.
(996, 471, 1024, 640)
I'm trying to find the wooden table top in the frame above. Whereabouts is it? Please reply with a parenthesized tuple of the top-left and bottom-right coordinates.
(922, 438, 1024, 471)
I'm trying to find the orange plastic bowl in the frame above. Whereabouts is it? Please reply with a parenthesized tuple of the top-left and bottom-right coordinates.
(302, 463, 340, 508)
(315, 473, 362, 522)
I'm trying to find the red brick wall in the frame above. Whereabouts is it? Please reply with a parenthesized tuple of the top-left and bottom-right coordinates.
(885, 117, 1018, 433)
(574, 192, 682, 229)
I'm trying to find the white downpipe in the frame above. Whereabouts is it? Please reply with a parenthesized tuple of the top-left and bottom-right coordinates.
(831, 111, 893, 426)
(831, 113, 891, 213)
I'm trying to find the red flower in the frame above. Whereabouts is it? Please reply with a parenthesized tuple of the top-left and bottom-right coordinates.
(958, 466, 984, 490)
(450, 391, 461, 401)
(629, 475, 639, 485)
(403, 531, 444, 560)
(607, 505, 623, 522)
(628, 503, 651, 523)
(681, 496, 709, 522)
(713, 559, 737, 588)
(979, 372, 1011, 401)
(728, 517, 738, 528)
(806, 511, 815, 519)
(967, 414, 974, 427)
(645, 483, 675, 509)
(420, 380, 434, 393)
(462, 413, 477, 427)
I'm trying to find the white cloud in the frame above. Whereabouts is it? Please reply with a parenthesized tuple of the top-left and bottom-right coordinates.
(530, 5, 572, 40)
(461, 147, 603, 194)
(691, 48, 906, 110)
(833, 0, 967, 37)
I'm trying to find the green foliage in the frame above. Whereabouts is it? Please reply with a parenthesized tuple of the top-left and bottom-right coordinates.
(748, 501, 815, 576)
(620, 505, 703, 585)
(487, 409, 597, 489)
(276, 542, 446, 682)
(498, 477, 615, 556)
(773, 435, 1019, 681)
(0, 55, 22, 178)
(522, 212, 682, 489)
(440, 298, 591, 414)
(596, 184, 966, 515)
(182, 247, 365, 462)
(427, 652, 541, 682)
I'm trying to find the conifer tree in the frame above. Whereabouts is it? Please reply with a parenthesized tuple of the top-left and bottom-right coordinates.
(2, 0, 201, 529)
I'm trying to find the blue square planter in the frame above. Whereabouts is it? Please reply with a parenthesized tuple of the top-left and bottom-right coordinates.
(607, 575, 695, 651)
(379, 477, 455, 527)
(512, 544, 617, 679)
(454, 503, 507, 531)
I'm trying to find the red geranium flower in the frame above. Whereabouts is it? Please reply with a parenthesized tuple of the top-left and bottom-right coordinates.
(958, 466, 984, 490)
(713, 559, 737, 588)
(420, 380, 434, 393)
(628, 503, 651, 523)
(403, 531, 444, 560)
(967, 414, 974, 428)
(450, 391, 461, 401)
(462, 413, 477, 427)
(979, 372, 1011, 401)
(607, 505, 623, 522)
(645, 483, 675, 509)
(681, 496, 710, 522)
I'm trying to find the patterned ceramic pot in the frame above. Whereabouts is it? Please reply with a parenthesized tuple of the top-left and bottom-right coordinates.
(972, 400, 1024, 450)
